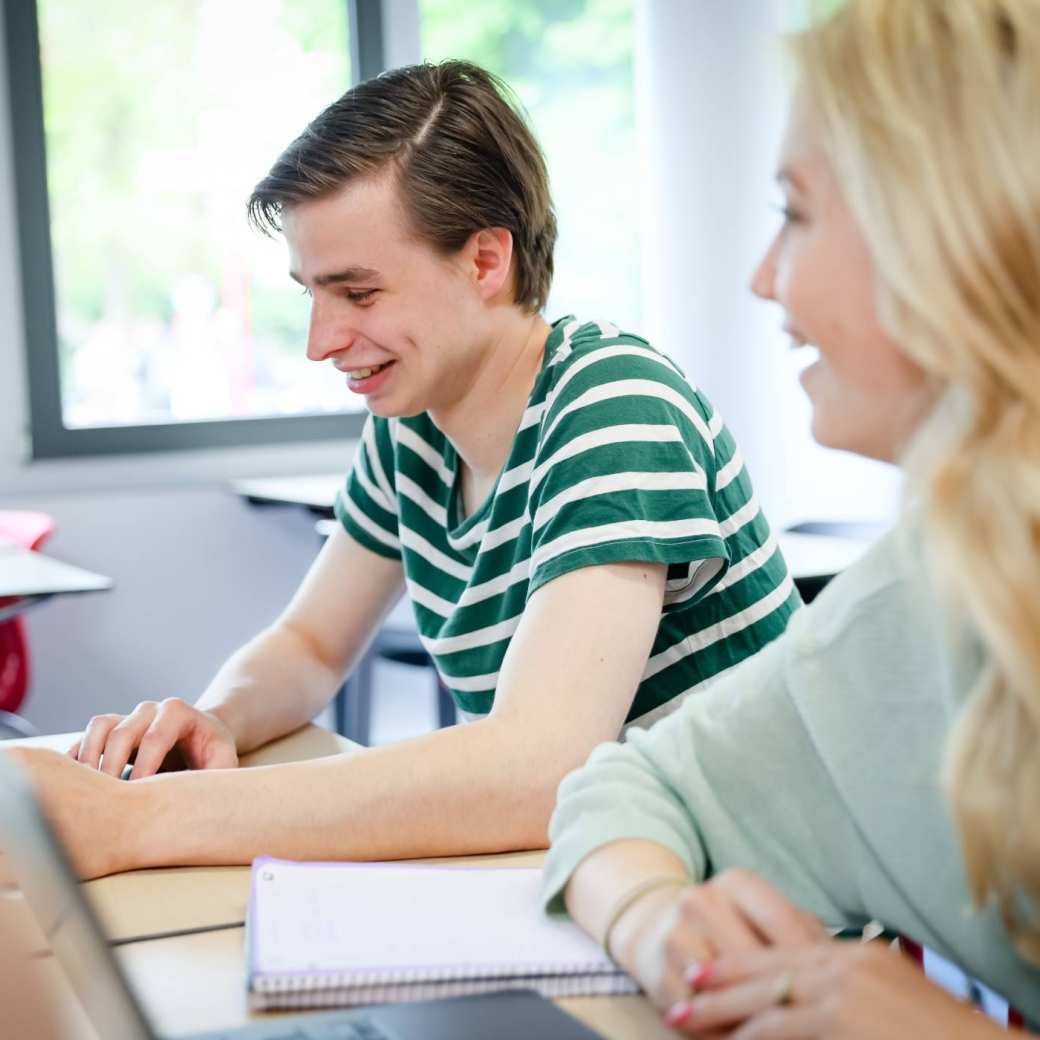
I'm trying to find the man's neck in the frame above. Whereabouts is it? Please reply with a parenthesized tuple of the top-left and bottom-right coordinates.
(431, 312, 551, 485)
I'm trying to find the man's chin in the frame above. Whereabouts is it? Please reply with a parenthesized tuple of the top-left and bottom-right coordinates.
(364, 397, 424, 420)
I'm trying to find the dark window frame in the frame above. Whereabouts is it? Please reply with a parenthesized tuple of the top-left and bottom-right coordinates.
(4, 0, 387, 459)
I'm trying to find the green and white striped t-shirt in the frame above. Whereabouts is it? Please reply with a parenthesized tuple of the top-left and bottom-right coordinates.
(335, 317, 800, 724)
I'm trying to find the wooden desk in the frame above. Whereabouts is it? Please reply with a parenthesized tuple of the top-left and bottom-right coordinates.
(12, 725, 672, 1040)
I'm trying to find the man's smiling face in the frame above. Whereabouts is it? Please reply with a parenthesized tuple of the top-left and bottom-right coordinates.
(284, 171, 491, 418)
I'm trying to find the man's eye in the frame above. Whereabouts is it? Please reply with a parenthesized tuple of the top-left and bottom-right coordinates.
(346, 289, 377, 304)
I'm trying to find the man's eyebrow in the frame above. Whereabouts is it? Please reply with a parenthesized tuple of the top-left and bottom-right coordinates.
(288, 266, 381, 287)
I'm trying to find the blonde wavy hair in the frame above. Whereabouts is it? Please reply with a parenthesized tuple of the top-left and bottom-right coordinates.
(793, 0, 1040, 961)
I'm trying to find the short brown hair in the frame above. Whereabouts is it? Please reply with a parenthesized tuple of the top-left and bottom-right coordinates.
(248, 60, 557, 313)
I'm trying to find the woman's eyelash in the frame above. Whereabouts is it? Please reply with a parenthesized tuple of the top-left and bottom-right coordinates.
(774, 203, 804, 224)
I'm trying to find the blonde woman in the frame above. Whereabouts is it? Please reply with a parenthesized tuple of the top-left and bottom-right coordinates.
(542, 0, 1040, 1034)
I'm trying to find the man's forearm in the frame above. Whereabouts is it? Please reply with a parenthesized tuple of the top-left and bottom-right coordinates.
(124, 717, 575, 869)
(195, 625, 344, 753)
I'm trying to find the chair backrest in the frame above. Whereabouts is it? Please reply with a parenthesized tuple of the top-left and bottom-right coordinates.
(0, 624, 30, 714)
(0, 510, 57, 714)
(0, 510, 56, 552)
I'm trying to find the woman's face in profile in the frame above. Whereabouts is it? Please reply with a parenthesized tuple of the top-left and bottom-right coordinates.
(751, 96, 934, 464)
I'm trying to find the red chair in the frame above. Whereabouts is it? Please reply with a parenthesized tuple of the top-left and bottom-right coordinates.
(0, 511, 57, 724)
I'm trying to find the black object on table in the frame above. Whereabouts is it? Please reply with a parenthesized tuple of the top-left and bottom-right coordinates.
(785, 520, 888, 604)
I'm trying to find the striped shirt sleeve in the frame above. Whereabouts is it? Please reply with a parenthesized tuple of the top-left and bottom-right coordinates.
(334, 415, 402, 560)
(526, 346, 729, 598)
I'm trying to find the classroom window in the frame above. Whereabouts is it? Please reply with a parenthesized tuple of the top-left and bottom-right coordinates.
(419, 0, 640, 331)
(7, 1, 362, 458)
(7, 0, 638, 458)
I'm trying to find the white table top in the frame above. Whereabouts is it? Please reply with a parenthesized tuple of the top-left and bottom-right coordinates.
(0, 538, 113, 598)
(238, 473, 876, 582)
(232, 473, 340, 511)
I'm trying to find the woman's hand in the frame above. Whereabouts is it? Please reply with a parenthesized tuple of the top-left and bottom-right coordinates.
(610, 868, 826, 1018)
(664, 940, 1006, 1039)
(68, 697, 238, 779)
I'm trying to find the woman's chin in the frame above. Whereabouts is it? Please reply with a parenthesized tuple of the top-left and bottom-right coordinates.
(808, 404, 853, 454)
(809, 409, 898, 463)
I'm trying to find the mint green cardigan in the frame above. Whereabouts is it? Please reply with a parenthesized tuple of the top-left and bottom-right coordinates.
(543, 531, 1040, 1028)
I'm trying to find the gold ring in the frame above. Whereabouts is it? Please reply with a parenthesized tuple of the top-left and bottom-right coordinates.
(771, 970, 795, 1007)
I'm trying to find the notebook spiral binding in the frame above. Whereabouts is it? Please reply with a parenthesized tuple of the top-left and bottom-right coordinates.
(250, 973, 640, 1010)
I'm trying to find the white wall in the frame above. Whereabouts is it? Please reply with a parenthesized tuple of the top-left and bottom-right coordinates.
(634, 0, 901, 529)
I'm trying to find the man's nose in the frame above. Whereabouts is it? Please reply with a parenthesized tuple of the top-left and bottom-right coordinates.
(305, 299, 353, 363)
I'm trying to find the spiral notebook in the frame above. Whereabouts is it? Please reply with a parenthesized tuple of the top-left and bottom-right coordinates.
(245, 858, 638, 1010)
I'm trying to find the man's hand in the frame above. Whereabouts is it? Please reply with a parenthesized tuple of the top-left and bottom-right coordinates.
(68, 698, 238, 779)
(4, 747, 137, 878)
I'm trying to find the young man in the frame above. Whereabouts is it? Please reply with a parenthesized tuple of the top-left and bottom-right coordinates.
(10, 62, 797, 878)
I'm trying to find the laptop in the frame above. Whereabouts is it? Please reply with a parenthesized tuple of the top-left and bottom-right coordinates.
(0, 753, 606, 1040)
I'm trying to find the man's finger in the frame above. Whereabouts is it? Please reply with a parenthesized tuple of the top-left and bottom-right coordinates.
(97, 706, 158, 777)
(129, 723, 184, 779)
(74, 715, 123, 771)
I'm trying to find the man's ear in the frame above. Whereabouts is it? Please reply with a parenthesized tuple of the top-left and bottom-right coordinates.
(466, 227, 515, 302)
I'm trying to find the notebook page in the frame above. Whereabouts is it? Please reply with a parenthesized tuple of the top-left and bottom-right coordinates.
(249, 860, 617, 978)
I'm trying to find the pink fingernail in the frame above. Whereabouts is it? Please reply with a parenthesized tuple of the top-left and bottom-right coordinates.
(665, 1000, 694, 1028)
(684, 961, 713, 990)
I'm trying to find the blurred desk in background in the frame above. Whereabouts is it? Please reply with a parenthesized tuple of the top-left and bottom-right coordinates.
(232, 473, 877, 589)
(232, 473, 341, 515)
(0, 537, 112, 622)
(0, 537, 112, 736)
